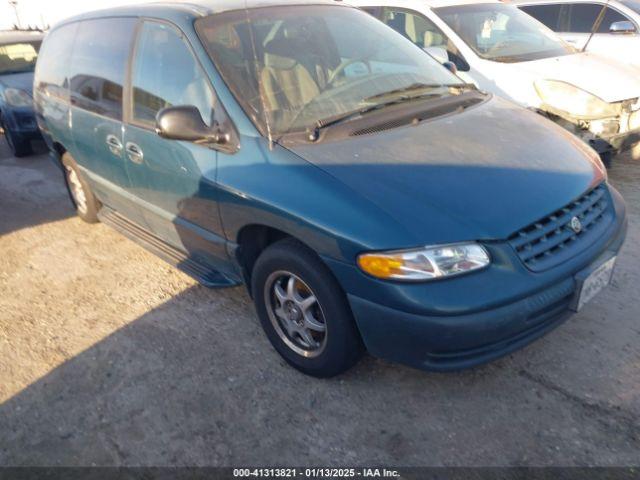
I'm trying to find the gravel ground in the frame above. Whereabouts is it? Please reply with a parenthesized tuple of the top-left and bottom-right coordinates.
(0, 135, 639, 467)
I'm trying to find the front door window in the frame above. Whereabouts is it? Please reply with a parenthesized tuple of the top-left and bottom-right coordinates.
(131, 21, 215, 128)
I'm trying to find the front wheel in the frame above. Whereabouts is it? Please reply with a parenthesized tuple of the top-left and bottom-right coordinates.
(252, 239, 364, 378)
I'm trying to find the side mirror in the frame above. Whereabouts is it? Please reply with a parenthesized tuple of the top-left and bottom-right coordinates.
(155, 105, 228, 145)
(443, 61, 458, 75)
(609, 20, 636, 34)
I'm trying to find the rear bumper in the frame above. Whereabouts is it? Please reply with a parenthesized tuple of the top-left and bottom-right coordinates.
(338, 188, 628, 372)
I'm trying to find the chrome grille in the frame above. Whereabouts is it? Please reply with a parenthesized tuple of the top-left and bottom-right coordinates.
(508, 184, 612, 272)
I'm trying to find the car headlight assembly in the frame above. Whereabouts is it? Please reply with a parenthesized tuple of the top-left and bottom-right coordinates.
(357, 243, 490, 282)
(4, 88, 33, 108)
(535, 80, 621, 120)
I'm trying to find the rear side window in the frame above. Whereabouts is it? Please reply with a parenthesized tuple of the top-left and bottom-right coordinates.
(69, 18, 137, 120)
(519, 4, 564, 30)
(131, 21, 215, 128)
(35, 23, 78, 104)
(566, 3, 630, 32)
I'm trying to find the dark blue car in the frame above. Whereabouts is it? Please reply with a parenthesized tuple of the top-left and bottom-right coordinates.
(34, 0, 627, 377)
(0, 31, 43, 157)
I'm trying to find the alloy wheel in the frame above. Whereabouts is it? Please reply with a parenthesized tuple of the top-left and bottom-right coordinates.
(264, 271, 328, 358)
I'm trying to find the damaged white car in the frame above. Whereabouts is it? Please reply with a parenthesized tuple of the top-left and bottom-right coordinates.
(353, 0, 640, 161)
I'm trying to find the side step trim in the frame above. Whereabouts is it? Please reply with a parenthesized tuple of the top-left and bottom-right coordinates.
(98, 207, 238, 288)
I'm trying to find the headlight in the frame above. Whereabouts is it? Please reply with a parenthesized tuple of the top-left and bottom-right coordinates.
(357, 243, 490, 282)
(4, 88, 33, 108)
(535, 80, 621, 119)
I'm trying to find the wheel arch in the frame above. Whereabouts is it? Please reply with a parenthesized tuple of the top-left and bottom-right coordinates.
(52, 141, 67, 160)
(234, 223, 342, 298)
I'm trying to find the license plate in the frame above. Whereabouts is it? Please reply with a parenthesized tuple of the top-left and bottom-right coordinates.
(575, 256, 617, 312)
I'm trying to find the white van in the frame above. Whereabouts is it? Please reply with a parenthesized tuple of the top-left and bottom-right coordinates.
(514, 0, 640, 67)
(350, 0, 640, 160)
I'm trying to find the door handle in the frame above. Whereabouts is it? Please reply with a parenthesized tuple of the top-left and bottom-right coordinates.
(125, 142, 144, 165)
(106, 135, 123, 156)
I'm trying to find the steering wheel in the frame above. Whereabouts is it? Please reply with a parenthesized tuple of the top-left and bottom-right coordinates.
(326, 58, 372, 88)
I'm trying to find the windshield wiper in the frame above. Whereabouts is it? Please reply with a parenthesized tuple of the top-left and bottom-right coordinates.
(364, 82, 471, 102)
(305, 93, 448, 141)
(302, 83, 473, 141)
(307, 99, 423, 141)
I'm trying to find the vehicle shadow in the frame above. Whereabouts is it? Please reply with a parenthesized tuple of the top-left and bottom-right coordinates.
(0, 279, 503, 467)
(0, 278, 384, 466)
(0, 134, 74, 236)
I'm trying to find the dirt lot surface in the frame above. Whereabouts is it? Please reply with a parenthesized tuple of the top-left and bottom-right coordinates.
(0, 136, 639, 467)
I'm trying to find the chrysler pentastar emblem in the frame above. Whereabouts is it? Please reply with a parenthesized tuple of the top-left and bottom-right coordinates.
(570, 217, 583, 234)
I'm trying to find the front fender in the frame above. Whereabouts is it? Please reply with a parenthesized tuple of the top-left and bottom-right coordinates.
(216, 136, 417, 264)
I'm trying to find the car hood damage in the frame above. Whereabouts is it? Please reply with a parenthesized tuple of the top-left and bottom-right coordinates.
(521, 52, 640, 103)
(288, 96, 606, 243)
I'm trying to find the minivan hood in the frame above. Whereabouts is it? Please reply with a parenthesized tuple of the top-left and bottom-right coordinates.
(288, 96, 605, 244)
(518, 52, 640, 103)
(0, 71, 34, 94)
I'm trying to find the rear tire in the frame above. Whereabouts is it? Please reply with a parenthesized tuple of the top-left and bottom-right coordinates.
(252, 238, 364, 378)
(61, 153, 101, 223)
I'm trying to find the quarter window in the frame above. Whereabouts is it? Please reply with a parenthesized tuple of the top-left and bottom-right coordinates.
(69, 18, 136, 120)
(131, 22, 215, 128)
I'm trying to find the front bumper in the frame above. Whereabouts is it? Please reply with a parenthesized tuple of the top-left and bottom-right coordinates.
(605, 128, 640, 152)
(553, 108, 640, 156)
(587, 122, 640, 156)
(348, 278, 575, 371)
(326, 186, 627, 372)
(1, 106, 41, 138)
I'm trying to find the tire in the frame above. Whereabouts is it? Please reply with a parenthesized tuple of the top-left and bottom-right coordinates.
(252, 238, 364, 378)
(600, 151, 613, 168)
(61, 153, 101, 223)
(2, 122, 32, 157)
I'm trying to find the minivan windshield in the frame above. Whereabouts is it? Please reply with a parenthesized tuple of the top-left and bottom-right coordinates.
(0, 41, 41, 75)
(196, 5, 466, 137)
(435, 3, 574, 63)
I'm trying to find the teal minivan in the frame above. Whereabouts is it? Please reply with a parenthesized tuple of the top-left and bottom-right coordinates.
(35, 0, 627, 377)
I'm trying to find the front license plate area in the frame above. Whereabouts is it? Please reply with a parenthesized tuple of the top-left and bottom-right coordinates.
(572, 256, 617, 312)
